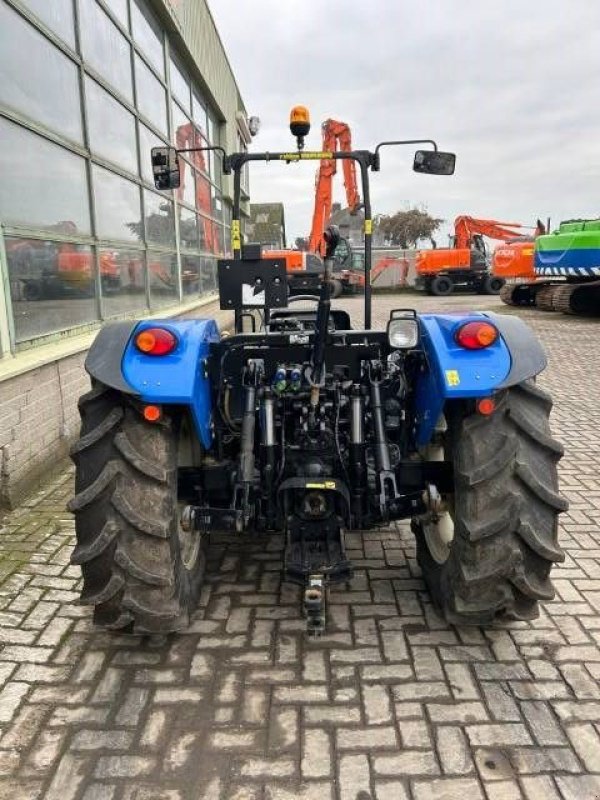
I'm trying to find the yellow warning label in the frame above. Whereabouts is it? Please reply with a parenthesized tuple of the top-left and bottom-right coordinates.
(445, 370, 460, 386)
(364, 219, 373, 235)
(278, 151, 333, 161)
(231, 219, 241, 251)
(306, 481, 336, 490)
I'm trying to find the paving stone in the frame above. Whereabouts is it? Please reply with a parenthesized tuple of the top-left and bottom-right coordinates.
(412, 777, 484, 800)
(436, 726, 474, 774)
(302, 728, 331, 778)
(338, 754, 371, 800)
(304, 706, 361, 725)
(564, 722, 600, 771)
(374, 750, 439, 776)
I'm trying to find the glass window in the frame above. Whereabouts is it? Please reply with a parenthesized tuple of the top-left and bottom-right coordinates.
(207, 112, 216, 145)
(20, 0, 76, 49)
(86, 77, 137, 174)
(100, 248, 148, 316)
(170, 55, 190, 113)
(138, 123, 165, 185)
(0, 118, 90, 233)
(215, 225, 226, 258)
(102, 0, 129, 30)
(196, 174, 212, 219)
(213, 151, 223, 190)
(143, 190, 175, 248)
(176, 162, 194, 209)
(178, 206, 198, 251)
(212, 192, 223, 223)
(135, 54, 167, 134)
(223, 226, 232, 258)
(171, 101, 191, 149)
(148, 251, 178, 308)
(92, 165, 141, 242)
(198, 215, 217, 255)
(6, 237, 97, 342)
(200, 257, 216, 293)
(80, 0, 133, 103)
(192, 90, 207, 136)
(180, 254, 201, 297)
(131, 0, 164, 77)
(0, 3, 82, 143)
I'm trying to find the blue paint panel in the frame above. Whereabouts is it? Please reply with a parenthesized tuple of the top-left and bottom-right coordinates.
(414, 313, 511, 446)
(121, 319, 220, 449)
(535, 248, 600, 275)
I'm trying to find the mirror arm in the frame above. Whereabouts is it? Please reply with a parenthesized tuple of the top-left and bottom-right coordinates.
(372, 139, 438, 171)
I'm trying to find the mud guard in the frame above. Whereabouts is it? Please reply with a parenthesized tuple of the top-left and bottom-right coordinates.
(85, 319, 220, 449)
(414, 312, 547, 447)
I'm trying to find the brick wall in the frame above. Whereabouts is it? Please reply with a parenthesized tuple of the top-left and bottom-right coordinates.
(0, 351, 90, 509)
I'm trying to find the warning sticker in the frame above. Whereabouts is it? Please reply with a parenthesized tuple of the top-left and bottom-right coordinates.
(445, 370, 460, 386)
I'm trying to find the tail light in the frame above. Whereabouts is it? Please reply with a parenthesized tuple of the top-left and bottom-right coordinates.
(134, 327, 177, 356)
(455, 321, 498, 350)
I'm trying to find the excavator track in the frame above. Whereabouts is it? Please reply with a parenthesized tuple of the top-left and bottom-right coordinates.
(535, 285, 558, 312)
(499, 284, 516, 306)
(552, 280, 600, 316)
(500, 282, 544, 308)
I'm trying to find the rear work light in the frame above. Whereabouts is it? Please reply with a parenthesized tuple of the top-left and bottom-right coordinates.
(455, 321, 498, 350)
(134, 327, 177, 356)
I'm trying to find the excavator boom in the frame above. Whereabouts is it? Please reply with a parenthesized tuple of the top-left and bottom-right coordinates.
(454, 216, 528, 249)
(308, 119, 361, 255)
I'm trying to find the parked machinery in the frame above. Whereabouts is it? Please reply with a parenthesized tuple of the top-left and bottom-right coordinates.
(415, 216, 535, 296)
(498, 218, 600, 315)
(68, 109, 566, 636)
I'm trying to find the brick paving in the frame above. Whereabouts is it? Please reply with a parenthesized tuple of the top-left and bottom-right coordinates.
(0, 293, 599, 800)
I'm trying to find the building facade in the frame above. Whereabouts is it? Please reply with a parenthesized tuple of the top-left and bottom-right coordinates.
(0, 0, 250, 506)
(247, 204, 287, 250)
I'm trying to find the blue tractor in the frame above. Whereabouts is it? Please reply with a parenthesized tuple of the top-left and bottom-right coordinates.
(69, 110, 567, 634)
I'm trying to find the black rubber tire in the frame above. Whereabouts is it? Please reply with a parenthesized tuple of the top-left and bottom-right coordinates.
(22, 280, 43, 301)
(330, 279, 343, 299)
(430, 275, 453, 296)
(68, 382, 207, 633)
(482, 275, 505, 295)
(415, 381, 567, 626)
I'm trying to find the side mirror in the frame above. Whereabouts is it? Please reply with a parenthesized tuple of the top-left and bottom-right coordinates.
(151, 146, 181, 190)
(413, 150, 456, 175)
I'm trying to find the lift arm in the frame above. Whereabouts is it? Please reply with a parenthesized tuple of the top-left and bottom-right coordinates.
(308, 120, 362, 255)
(454, 216, 529, 249)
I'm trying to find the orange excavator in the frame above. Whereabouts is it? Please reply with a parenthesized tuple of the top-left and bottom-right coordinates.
(491, 219, 547, 306)
(415, 216, 533, 296)
(269, 119, 363, 297)
(308, 119, 362, 256)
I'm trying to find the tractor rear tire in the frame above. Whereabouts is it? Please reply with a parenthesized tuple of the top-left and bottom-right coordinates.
(430, 275, 453, 296)
(68, 382, 207, 633)
(415, 381, 567, 625)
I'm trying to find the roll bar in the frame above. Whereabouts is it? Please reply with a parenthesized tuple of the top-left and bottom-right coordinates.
(151, 139, 454, 329)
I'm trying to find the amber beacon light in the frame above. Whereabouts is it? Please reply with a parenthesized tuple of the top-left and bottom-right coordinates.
(290, 106, 311, 149)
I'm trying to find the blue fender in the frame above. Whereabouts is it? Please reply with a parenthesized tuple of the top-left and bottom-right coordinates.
(414, 312, 546, 447)
(85, 319, 220, 449)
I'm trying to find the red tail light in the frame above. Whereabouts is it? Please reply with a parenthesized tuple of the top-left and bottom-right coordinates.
(455, 321, 498, 350)
(134, 327, 177, 356)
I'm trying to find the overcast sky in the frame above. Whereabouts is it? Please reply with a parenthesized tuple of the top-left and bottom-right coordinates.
(209, 0, 600, 245)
